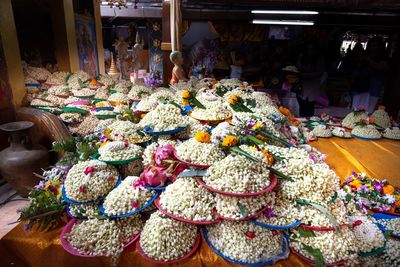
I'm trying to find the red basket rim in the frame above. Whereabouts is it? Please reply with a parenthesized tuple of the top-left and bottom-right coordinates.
(154, 197, 221, 225)
(299, 222, 355, 232)
(135, 231, 201, 264)
(173, 151, 211, 169)
(214, 205, 269, 221)
(60, 219, 139, 257)
(290, 247, 348, 266)
(195, 173, 277, 198)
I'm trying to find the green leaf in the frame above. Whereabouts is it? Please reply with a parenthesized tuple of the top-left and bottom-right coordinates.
(297, 227, 316, 237)
(345, 194, 354, 203)
(383, 230, 393, 239)
(237, 202, 247, 218)
(302, 244, 324, 267)
(327, 192, 338, 204)
(257, 130, 293, 147)
(268, 167, 294, 182)
(78, 78, 84, 89)
(229, 146, 259, 162)
(297, 200, 339, 228)
(190, 97, 206, 109)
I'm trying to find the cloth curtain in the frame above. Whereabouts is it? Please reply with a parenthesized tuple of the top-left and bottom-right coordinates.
(170, 0, 182, 51)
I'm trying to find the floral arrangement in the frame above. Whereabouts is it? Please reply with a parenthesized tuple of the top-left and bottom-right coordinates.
(341, 172, 400, 213)
(181, 90, 206, 109)
(144, 70, 163, 89)
(228, 95, 253, 113)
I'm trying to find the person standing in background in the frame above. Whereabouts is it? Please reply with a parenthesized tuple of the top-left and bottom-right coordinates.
(296, 42, 326, 117)
(352, 37, 388, 113)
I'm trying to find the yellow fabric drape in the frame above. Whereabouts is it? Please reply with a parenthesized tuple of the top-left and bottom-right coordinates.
(170, 0, 182, 51)
(1, 138, 399, 267)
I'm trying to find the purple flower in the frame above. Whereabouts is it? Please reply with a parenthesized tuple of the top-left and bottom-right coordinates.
(246, 120, 257, 128)
(358, 185, 369, 193)
(100, 134, 108, 143)
(264, 208, 276, 219)
(241, 130, 254, 136)
(345, 177, 354, 183)
(309, 154, 317, 163)
(34, 180, 45, 190)
(23, 224, 31, 231)
(374, 182, 384, 193)
(351, 171, 358, 177)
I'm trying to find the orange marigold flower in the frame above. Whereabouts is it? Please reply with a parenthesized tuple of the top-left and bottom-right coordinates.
(182, 90, 191, 99)
(194, 131, 211, 143)
(369, 117, 375, 124)
(90, 79, 98, 86)
(349, 179, 362, 189)
(279, 107, 290, 116)
(228, 95, 239, 105)
(395, 200, 400, 207)
(255, 134, 269, 141)
(140, 113, 146, 119)
(182, 99, 190, 106)
(222, 135, 238, 147)
(261, 149, 274, 165)
(383, 184, 395, 195)
(292, 120, 300, 126)
(378, 105, 385, 110)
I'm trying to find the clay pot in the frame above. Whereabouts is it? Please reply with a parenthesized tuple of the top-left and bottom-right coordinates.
(0, 121, 49, 197)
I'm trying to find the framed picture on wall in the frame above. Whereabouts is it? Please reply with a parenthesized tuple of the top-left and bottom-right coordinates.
(75, 14, 99, 77)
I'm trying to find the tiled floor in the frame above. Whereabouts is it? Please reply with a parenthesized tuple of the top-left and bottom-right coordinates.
(0, 195, 28, 238)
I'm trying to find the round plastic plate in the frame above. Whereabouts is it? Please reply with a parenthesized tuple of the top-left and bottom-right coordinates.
(351, 134, 381, 141)
(251, 219, 302, 230)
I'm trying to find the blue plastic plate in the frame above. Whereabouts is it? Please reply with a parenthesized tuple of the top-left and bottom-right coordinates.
(251, 219, 302, 230)
(202, 227, 289, 266)
(144, 126, 187, 136)
(62, 176, 122, 205)
(99, 192, 158, 218)
(351, 134, 381, 141)
(369, 212, 400, 238)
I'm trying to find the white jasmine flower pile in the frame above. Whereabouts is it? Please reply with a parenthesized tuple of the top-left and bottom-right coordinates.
(47, 85, 71, 95)
(302, 128, 317, 141)
(72, 88, 96, 98)
(291, 228, 359, 265)
(65, 215, 143, 264)
(46, 71, 69, 84)
(67, 71, 90, 89)
(331, 127, 352, 138)
(206, 220, 283, 263)
(352, 125, 381, 139)
(68, 203, 100, 219)
(383, 127, 400, 140)
(60, 113, 82, 123)
(30, 98, 55, 107)
(215, 193, 275, 219)
(139, 211, 197, 261)
(98, 74, 116, 87)
(103, 176, 155, 216)
(378, 218, 400, 236)
(43, 94, 67, 107)
(106, 120, 150, 143)
(135, 89, 176, 111)
(98, 141, 143, 161)
(176, 117, 211, 139)
(254, 192, 301, 226)
(139, 103, 187, 131)
(210, 122, 238, 144)
(94, 119, 116, 133)
(203, 146, 271, 193)
(371, 109, 391, 128)
(64, 160, 119, 202)
(159, 178, 216, 221)
(175, 138, 225, 165)
(190, 106, 232, 121)
(361, 239, 400, 267)
(128, 85, 151, 100)
(298, 199, 349, 228)
(312, 125, 332, 138)
(25, 66, 51, 81)
(342, 111, 368, 129)
(348, 215, 386, 254)
(113, 81, 132, 94)
(108, 92, 129, 104)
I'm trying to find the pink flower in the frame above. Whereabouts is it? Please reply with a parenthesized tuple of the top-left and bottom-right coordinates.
(108, 176, 115, 183)
(244, 232, 256, 239)
(154, 145, 176, 167)
(79, 185, 86, 193)
(133, 179, 146, 189)
(84, 167, 96, 175)
(131, 201, 139, 208)
(140, 166, 168, 187)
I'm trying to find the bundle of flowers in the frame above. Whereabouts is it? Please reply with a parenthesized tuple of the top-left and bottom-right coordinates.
(144, 71, 163, 89)
(128, 85, 151, 100)
(341, 172, 400, 214)
(25, 66, 51, 81)
(159, 178, 216, 221)
(342, 107, 369, 129)
(371, 106, 391, 128)
(311, 125, 332, 138)
(176, 117, 211, 139)
(63, 160, 119, 202)
(352, 124, 381, 139)
(102, 176, 155, 216)
(348, 215, 386, 254)
(105, 120, 150, 143)
(253, 192, 301, 226)
(175, 135, 225, 166)
(383, 127, 400, 140)
(98, 141, 143, 162)
(71, 88, 96, 98)
(68, 203, 100, 219)
(60, 113, 83, 124)
(290, 228, 359, 265)
(108, 92, 129, 105)
(67, 71, 90, 89)
(139, 103, 187, 132)
(331, 127, 352, 138)
(360, 239, 400, 267)
(190, 106, 232, 122)
(139, 211, 197, 261)
(30, 98, 56, 107)
(46, 71, 69, 85)
(47, 85, 71, 96)
(94, 86, 111, 100)
(206, 220, 283, 263)
(203, 146, 271, 193)
(65, 216, 143, 264)
(210, 122, 238, 144)
(94, 119, 116, 133)
(113, 80, 132, 94)
(215, 192, 275, 219)
(97, 74, 116, 87)
(135, 89, 176, 111)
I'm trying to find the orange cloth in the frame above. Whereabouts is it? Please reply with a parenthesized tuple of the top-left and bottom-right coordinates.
(1, 138, 399, 267)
